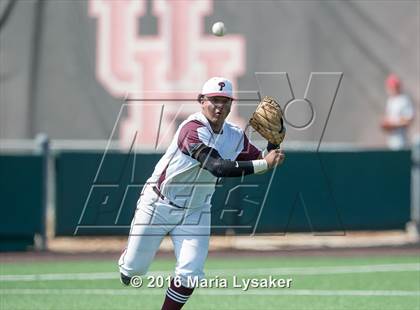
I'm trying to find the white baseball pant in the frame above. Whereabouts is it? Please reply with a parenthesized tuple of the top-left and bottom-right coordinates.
(118, 185, 211, 288)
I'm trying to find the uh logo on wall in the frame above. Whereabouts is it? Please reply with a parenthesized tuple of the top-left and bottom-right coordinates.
(89, 0, 246, 149)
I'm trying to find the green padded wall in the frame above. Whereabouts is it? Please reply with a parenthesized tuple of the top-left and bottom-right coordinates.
(55, 150, 411, 236)
(0, 155, 43, 251)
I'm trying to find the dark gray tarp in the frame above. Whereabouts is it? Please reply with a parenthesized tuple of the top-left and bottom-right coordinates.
(1, 0, 418, 145)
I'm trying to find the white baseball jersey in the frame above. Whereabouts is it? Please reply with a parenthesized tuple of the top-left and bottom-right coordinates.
(144, 112, 261, 208)
(120, 112, 261, 286)
(385, 94, 414, 149)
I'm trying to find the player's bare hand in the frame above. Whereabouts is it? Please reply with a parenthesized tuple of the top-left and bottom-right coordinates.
(381, 118, 394, 131)
(264, 149, 285, 169)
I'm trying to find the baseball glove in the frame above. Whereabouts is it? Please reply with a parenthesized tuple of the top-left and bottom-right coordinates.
(249, 96, 286, 145)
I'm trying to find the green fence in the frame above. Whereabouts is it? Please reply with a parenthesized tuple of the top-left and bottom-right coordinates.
(0, 149, 411, 251)
(55, 150, 411, 236)
(0, 155, 43, 250)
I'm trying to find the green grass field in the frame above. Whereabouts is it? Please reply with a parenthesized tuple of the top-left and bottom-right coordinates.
(1, 255, 419, 310)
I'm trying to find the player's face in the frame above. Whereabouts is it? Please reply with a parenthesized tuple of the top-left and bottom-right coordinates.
(201, 96, 232, 130)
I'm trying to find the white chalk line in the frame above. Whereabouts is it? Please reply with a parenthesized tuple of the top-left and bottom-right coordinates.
(0, 288, 418, 297)
(0, 263, 419, 282)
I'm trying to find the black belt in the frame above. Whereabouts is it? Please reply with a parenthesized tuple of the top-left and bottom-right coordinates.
(152, 186, 184, 209)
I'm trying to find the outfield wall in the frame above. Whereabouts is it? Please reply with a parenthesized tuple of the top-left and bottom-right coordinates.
(54, 150, 411, 236)
(0, 155, 44, 250)
(0, 149, 412, 250)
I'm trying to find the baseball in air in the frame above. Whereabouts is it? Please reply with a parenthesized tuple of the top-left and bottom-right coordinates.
(212, 22, 226, 36)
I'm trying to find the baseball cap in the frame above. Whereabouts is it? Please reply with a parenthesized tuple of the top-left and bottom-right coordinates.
(385, 74, 401, 90)
(201, 77, 234, 99)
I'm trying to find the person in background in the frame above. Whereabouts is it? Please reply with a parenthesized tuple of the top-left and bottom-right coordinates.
(381, 74, 415, 150)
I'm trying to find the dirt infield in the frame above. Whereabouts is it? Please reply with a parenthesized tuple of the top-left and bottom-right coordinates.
(1, 231, 419, 263)
(43, 230, 420, 253)
(0, 246, 419, 263)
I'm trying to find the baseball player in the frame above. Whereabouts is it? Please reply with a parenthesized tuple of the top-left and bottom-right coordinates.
(118, 77, 285, 310)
